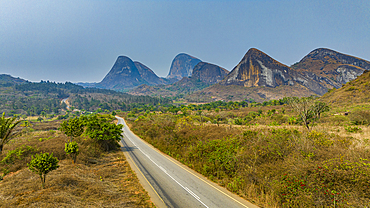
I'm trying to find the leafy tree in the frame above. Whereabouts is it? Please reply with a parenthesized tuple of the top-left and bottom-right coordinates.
(85, 115, 123, 151)
(28, 152, 59, 189)
(60, 117, 84, 142)
(65, 141, 79, 163)
(0, 113, 23, 153)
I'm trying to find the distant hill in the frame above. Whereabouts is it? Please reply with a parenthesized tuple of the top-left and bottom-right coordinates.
(292, 48, 370, 85)
(320, 70, 370, 105)
(191, 62, 229, 84)
(0, 74, 28, 86)
(166, 53, 202, 80)
(0, 74, 171, 116)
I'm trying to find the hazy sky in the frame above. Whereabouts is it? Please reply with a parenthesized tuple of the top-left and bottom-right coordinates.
(1, 0, 369, 83)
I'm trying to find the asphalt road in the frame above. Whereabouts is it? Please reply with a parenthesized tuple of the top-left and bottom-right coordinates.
(117, 116, 258, 208)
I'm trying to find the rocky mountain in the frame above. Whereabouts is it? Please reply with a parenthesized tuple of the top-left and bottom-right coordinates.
(167, 53, 202, 80)
(219, 48, 337, 95)
(96, 56, 173, 91)
(219, 48, 296, 87)
(134, 61, 169, 85)
(96, 56, 144, 90)
(292, 48, 370, 85)
(191, 62, 229, 84)
(129, 62, 225, 97)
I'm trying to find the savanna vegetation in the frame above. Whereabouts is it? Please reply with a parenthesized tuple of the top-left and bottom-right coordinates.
(124, 97, 370, 207)
(0, 114, 154, 207)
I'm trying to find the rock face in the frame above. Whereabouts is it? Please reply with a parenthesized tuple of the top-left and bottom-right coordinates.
(191, 62, 229, 84)
(167, 53, 202, 80)
(292, 48, 370, 85)
(134, 61, 168, 85)
(97, 56, 145, 90)
(219, 48, 296, 87)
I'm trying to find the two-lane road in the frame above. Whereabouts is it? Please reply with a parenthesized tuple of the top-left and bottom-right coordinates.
(117, 116, 258, 208)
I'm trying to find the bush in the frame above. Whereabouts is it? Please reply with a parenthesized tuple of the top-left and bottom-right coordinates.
(28, 152, 59, 189)
(345, 126, 362, 133)
(65, 141, 79, 163)
(85, 115, 123, 151)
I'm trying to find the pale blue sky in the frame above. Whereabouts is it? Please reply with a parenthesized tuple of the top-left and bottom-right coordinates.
(1, 0, 369, 82)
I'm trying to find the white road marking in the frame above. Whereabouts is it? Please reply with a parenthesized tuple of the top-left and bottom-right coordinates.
(120, 119, 209, 208)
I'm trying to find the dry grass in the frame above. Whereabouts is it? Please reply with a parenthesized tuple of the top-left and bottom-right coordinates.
(128, 110, 370, 208)
(0, 121, 155, 208)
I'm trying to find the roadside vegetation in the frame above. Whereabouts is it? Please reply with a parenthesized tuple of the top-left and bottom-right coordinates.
(0, 114, 154, 207)
(124, 98, 370, 207)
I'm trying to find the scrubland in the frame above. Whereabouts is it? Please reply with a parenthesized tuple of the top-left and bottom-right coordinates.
(0, 119, 154, 208)
(126, 104, 370, 207)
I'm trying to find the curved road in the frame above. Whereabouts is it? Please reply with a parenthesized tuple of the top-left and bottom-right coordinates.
(117, 116, 258, 208)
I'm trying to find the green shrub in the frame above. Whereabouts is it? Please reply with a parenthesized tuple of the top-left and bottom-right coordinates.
(65, 141, 79, 163)
(1, 145, 37, 165)
(345, 126, 362, 133)
(28, 152, 59, 189)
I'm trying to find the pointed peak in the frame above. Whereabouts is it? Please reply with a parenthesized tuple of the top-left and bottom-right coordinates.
(307, 48, 339, 56)
(243, 48, 270, 59)
(174, 53, 201, 61)
(117, 55, 134, 62)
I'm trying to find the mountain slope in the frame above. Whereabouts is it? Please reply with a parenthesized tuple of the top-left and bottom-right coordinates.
(129, 77, 211, 98)
(320, 70, 370, 105)
(191, 62, 229, 84)
(134, 61, 169, 85)
(167, 53, 202, 80)
(292, 48, 370, 85)
(97, 56, 145, 90)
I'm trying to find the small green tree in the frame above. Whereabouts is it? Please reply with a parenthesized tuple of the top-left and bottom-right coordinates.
(85, 115, 123, 151)
(0, 113, 23, 153)
(28, 152, 59, 189)
(60, 117, 84, 142)
(65, 141, 79, 163)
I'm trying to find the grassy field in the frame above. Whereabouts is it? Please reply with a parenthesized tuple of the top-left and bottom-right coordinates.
(0, 119, 154, 208)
